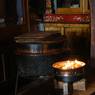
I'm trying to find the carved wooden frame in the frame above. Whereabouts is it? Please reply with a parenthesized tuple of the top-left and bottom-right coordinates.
(55, 0, 89, 14)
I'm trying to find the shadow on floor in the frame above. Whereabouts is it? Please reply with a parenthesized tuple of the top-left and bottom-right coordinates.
(90, 92, 95, 95)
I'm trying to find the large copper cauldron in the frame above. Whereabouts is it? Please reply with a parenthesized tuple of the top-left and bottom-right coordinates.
(15, 32, 65, 79)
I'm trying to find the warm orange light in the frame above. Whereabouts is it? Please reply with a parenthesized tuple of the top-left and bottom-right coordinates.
(52, 60, 86, 70)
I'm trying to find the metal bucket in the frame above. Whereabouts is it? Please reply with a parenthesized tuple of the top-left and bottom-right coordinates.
(15, 32, 65, 78)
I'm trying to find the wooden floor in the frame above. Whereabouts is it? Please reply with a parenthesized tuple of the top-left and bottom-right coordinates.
(17, 67, 95, 95)
(73, 83, 95, 95)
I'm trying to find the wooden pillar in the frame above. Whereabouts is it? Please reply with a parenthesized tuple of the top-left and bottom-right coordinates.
(22, 0, 30, 32)
(90, 0, 95, 67)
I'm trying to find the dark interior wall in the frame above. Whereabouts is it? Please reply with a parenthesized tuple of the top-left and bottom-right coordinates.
(29, 0, 46, 19)
(6, 0, 16, 16)
(6, 0, 17, 24)
(0, 0, 16, 20)
(0, 0, 5, 17)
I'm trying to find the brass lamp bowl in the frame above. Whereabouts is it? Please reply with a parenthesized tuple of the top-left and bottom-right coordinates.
(52, 60, 86, 82)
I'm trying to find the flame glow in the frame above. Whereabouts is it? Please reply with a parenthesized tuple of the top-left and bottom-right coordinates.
(52, 60, 86, 70)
